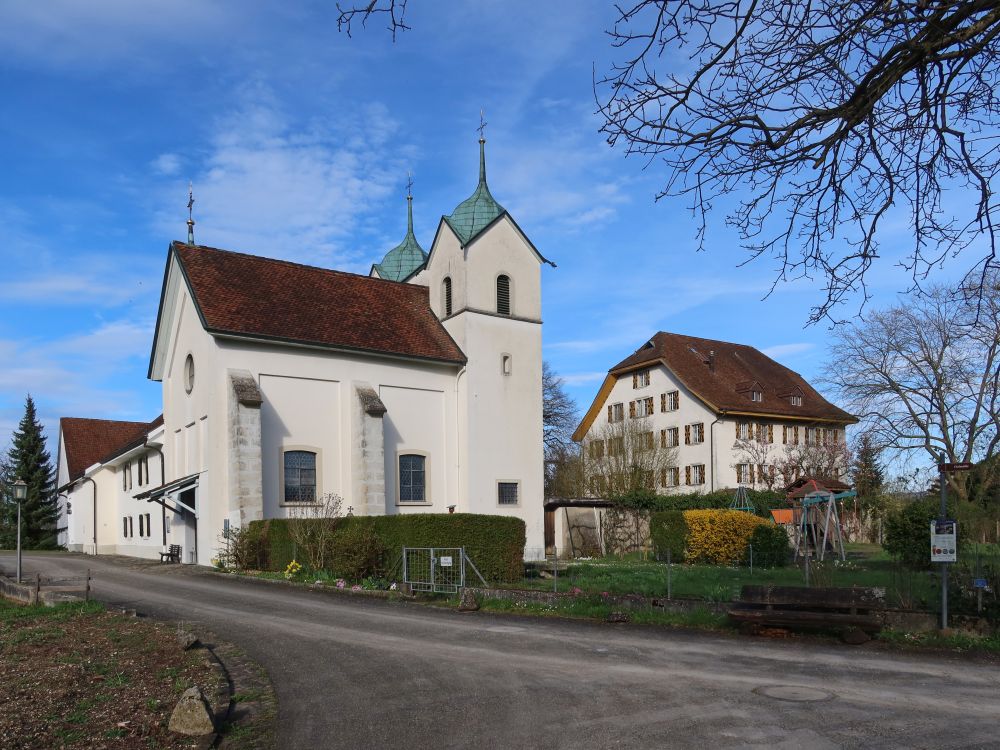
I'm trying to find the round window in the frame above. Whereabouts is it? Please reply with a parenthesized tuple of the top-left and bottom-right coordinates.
(183, 354, 195, 394)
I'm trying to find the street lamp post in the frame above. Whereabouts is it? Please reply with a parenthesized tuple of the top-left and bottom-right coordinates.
(12, 479, 27, 584)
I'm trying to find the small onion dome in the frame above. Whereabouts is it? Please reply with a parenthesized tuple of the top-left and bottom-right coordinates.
(373, 195, 428, 282)
(444, 137, 505, 245)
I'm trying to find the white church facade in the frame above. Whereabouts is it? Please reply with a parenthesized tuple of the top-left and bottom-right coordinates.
(56, 136, 551, 564)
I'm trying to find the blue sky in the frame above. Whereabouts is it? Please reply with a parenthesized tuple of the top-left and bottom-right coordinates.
(0, 1, 974, 460)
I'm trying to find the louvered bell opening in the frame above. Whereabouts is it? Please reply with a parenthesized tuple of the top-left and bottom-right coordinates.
(496, 274, 511, 315)
(443, 276, 453, 316)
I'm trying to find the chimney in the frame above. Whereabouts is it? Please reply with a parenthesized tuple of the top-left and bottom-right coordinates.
(705, 350, 715, 372)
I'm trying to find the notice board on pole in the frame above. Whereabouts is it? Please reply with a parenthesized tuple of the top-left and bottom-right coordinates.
(930, 519, 957, 563)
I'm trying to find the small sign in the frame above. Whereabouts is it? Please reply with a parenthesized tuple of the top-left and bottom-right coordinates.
(938, 462, 974, 472)
(439, 556, 453, 567)
(973, 578, 989, 589)
(930, 519, 957, 563)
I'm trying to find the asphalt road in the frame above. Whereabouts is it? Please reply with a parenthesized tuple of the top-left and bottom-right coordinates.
(3, 552, 999, 749)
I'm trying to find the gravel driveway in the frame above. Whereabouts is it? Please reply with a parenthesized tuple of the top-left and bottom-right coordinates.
(3, 552, 999, 749)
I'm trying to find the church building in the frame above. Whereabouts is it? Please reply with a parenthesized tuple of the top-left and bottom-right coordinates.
(56, 135, 551, 564)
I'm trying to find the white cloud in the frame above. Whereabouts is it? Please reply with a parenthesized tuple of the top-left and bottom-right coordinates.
(0, 272, 149, 307)
(152, 153, 182, 176)
(0, 318, 158, 453)
(559, 371, 608, 386)
(761, 343, 814, 359)
(154, 88, 407, 270)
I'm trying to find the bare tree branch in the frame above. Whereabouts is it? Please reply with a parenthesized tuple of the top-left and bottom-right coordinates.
(336, 0, 410, 40)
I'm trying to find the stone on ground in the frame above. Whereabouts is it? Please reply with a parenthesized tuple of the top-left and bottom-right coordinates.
(168, 686, 216, 736)
(841, 627, 871, 645)
(177, 630, 200, 650)
(458, 589, 480, 611)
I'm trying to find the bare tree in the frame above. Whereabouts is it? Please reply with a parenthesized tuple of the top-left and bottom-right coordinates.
(583, 416, 677, 497)
(597, 1, 1000, 323)
(336, 0, 410, 39)
(774, 434, 852, 489)
(825, 278, 1000, 501)
(732, 423, 779, 490)
(286, 493, 344, 571)
(542, 362, 581, 498)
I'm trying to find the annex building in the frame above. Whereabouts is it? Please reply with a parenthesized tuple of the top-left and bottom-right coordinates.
(56, 136, 551, 564)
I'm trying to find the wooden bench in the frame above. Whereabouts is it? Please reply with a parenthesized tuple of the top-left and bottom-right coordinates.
(728, 585, 885, 642)
(159, 544, 182, 564)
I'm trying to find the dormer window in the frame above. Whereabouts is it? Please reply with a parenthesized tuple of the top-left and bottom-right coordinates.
(496, 274, 511, 315)
(790, 394, 802, 406)
(751, 390, 762, 402)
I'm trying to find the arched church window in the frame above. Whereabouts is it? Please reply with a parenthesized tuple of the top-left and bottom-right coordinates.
(283, 450, 317, 503)
(496, 274, 511, 315)
(398, 454, 426, 503)
(443, 277, 452, 316)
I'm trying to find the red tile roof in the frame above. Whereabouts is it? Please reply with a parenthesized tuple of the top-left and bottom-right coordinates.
(171, 242, 465, 365)
(611, 332, 854, 422)
(573, 331, 854, 441)
(59, 417, 158, 483)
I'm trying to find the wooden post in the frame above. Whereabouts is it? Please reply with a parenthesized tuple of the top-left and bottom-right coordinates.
(86, 569, 91, 602)
(34, 573, 41, 605)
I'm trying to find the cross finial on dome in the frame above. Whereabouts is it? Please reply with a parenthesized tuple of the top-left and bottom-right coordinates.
(186, 182, 196, 244)
(478, 109, 487, 142)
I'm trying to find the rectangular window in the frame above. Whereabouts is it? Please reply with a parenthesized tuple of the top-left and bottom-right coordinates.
(399, 454, 426, 503)
(123, 517, 128, 538)
(145, 513, 151, 538)
(663, 391, 679, 411)
(751, 390, 762, 402)
(608, 436, 624, 457)
(633, 369, 650, 388)
(589, 440, 605, 460)
(661, 467, 680, 487)
(688, 423, 705, 444)
(790, 395, 802, 406)
(609, 402, 624, 423)
(498, 481, 519, 505)
(284, 450, 318, 503)
(641, 431, 655, 451)
(737, 421, 750, 440)
(691, 464, 706, 485)
(139, 514, 144, 538)
(664, 427, 679, 447)
(737, 464, 750, 484)
(632, 397, 654, 418)
(128, 516, 134, 538)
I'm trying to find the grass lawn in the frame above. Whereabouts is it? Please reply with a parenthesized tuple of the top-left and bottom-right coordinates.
(0, 598, 222, 749)
(517, 544, 941, 610)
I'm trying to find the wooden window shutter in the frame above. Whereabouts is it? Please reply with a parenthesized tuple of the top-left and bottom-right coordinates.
(684, 425, 691, 444)
(661, 393, 666, 412)
(782, 425, 787, 444)
(629, 401, 636, 418)
(660, 468, 666, 486)
(607, 405, 612, 422)
(685, 465, 691, 485)
(660, 429, 666, 448)
(767, 424, 773, 443)
(793, 426, 799, 444)
(632, 373, 638, 388)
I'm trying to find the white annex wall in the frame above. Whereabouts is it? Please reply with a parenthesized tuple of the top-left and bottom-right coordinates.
(379, 385, 446, 510)
(259, 375, 342, 518)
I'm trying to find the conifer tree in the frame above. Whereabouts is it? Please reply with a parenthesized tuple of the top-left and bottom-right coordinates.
(4, 395, 60, 548)
(851, 433, 885, 502)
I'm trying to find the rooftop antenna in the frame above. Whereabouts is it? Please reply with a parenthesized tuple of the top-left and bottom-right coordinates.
(186, 182, 196, 245)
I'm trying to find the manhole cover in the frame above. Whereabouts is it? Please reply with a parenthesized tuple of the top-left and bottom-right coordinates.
(486, 626, 525, 634)
(753, 685, 833, 703)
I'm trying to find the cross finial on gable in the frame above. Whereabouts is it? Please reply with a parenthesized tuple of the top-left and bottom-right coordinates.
(186, 182, 196, 245)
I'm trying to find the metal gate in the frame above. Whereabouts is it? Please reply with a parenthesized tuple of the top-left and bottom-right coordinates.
(402, 547, 487, 593)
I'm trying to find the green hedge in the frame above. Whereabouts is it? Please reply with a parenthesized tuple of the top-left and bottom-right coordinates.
(744, 523, 791, 567)
(246, 513, 526, 583)
(612, 488, 786, 517)
(650, 511, 687, 562)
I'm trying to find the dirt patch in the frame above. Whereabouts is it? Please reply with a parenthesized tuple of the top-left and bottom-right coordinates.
(0, 599, 224, 749)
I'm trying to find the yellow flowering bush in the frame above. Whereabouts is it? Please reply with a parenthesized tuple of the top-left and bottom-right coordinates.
(284, 559, 303, 580)
(682, 509, 767, 565)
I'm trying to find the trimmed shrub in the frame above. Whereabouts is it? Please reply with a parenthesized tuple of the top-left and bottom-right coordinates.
(612, 488, 786, 518)
(247, 513, 526, 583)
(682, 509, 767, 565)
(744, 523, 791, 568)
(329, 522, 386, 580)
(649, 511, 688, 562)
